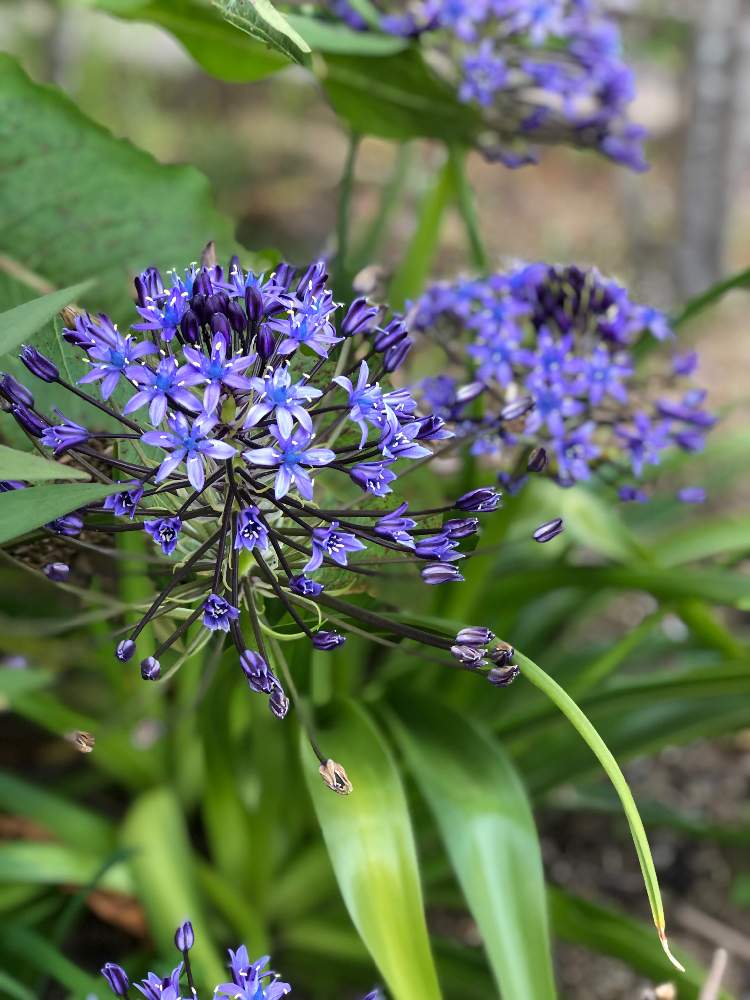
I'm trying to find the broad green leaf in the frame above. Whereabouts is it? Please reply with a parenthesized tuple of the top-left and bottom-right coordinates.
(287, 14, 409, 55)
(215, 0, 311, 65)
(0, 669, 51, 706)
(0, 842, 130, 893)
(96, 0, 288, 82)
(0, 281, 94, 356)
(653, 513, 750, 566)
(673, 266, 750, 329)
(301, 700, 442, 1000)
(0, 445, 88, 482)
(549, 887, 733, 1000)
(391, 699, 557, 999)
(122, 788, 225, 988)
(516, 651, 684, 971)
(0, 54, 237, 318)
(319, 50, 482, 144)
(0, 481, 123, 544)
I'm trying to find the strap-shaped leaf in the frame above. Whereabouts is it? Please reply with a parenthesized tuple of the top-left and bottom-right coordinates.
(0, 280, 93, 356)
(0, 445, 88, 482)
(215, 0, 311, 65)
(391, 699, 557, 999)
(301, 699, 442, 1000)
(0, 482, 123, 545)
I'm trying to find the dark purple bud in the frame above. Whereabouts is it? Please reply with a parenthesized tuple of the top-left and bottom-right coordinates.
(142, 266, 164, 299)
(101, 963, 130, 997)
(297, 261, 328, 295)
(191, 291, 207, 323)
(415, 415, 450, 441)
(49, 512, 83, 536)
(116, 639, 136, 662)
(383, 337, 413, 373)
(456, 627, 495, 647)
(672, 351, 698, 377)
(289, 574, 324, 597)
(618, 485, 648, 504)
(269, 685, 290, 719)
(11, 404, 47, 438)
(20, 346, 58, 383)
(180, 309, 200, 345)
(677, 487, 706, 504)
(205, 292, 229, 318)
(455, 488, 502, 512)
(487, 643, 514, 666)
(274, 262, 296, 291)
(450, 644, 486, 667)
(140, 656, 161, 681)
(527, 447, 548, 473)
(443, 517, 478, 539)
(240, 649, 274, 694)
(455, 381, 485, 405)
(193, 270, 213, 297)
(43, 562, 70, 582)
(421, 563, 464, 585)
(244, 284, 264, 327)
(501, 397, 534, 421)
(256, 327, 275, 362)
(227, 299, 248, 335)
(342, 297, 378, 338)
(210, 312, 231, 342)
(487, 664, 520, 687)
(133, 274, 148, 307)
(533, 517, 565, 543)
(0, 373, 33, 407)
(312, 630, 346, 651)
(174, 920, 194, 952)
(373, 318, 407, 351)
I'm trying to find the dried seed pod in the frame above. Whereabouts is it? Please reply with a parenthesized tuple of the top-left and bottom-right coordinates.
(319, 758, 353, 795)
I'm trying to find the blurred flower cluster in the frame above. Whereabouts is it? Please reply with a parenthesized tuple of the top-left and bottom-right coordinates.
(327, 0, 646, 168)
(412, 262, 714, 497)
(2, 250, 517, 732)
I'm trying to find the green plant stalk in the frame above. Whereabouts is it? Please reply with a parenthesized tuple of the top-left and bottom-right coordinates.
(335, 131, 361, 295)
(351, 142, 412, 274)
(516, 651, 684, 972)
(447, 145, 488, 272)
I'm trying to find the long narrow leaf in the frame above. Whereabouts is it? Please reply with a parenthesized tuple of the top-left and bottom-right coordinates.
(0, 444, 88, 482)
(0, 481, 123, 544)
(0, 280, 93, 355)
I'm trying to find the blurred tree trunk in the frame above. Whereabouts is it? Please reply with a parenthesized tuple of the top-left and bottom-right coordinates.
(676, 0, 749, 298)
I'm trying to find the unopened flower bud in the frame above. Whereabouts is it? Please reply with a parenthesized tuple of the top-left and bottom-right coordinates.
(456, 627, 495, 647)
(421, 563, 463, 585)
(116, 640, 136, 662)
(20, 346, 59, 383)
(450, 644, 487, 667)
(312, 630, 346, 650)
(455, 488, 501, 512)
(501, 396, 534, 422)
(527, 446, 548, 473)
(101, 962, 130, 997)
(174, 920, 194, 952)
(43, 562, 70, 582)
(0, 373, 33, 407)
(11, 404, 47, 437)
(487, 664, 520, 687)
(140, 656, 161, 681)
(319, 758, 353, 795)
(533, 517, 564, 543)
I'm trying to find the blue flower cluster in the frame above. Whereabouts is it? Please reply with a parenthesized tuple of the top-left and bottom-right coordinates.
(3, 250, 515, 736)
(413, 263, 714, 494)
(325, 0, 646, 169)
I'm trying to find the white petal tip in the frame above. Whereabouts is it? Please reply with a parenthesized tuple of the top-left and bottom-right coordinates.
(659, 930, 685, 972)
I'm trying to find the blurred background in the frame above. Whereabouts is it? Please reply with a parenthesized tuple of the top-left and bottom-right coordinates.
(0, 1, 749, 997)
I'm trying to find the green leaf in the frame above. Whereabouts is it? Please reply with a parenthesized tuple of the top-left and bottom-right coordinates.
(0, 669, 51, 706)
(0, 280, 94, 355)
(0, 969, 35, 1000)
(652, 513, 750, 566)
(214, 0, 311, 65)
(0, 445, 88, 482)
(0, 842, 130, 893)
(0, 481, 123, 545)
(516, 651, 684, 971)
(391, 699, 557, 999)
(300, 700, 442, 1000)
(673, 266, 750, 329)
(0, 54, 237, 317)
(122, 788, 225, 989)
(0, 925, 102, 998)
(287, 14, 409, 55)
(549, 887, 734, 1000)
(96, 0, 288, 82)
(319, 50, 482, 144)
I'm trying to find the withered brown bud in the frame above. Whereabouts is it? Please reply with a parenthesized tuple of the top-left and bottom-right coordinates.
(201, 240, 218, 268)
(60, 304, 84, 326)
(319, 758, 353, 795)
(68, 730, 95, 753)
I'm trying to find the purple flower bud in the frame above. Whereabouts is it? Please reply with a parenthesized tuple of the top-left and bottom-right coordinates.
(487, 643, 514, 666)
(527, 447, 548, 473)
(205, 291, 229, 318)
(501, 397, 534, 421)
(415, 415, 450, 441)
(274, 262, 296, 291)
(244, 284, 264, 327)
(0, 373, 33, 407)
(240, 649, 275, 693)
(456, 627, 495, 647)
(133, 274, 148, 307)
(421, 563, 464, 585)
(11, 404, 47, 438)
(373, 317, 407, 351)
(677, 486, 706, 504)
(297, 261, 328, 295)
(269, 685, 290, 719)
(342, 297, 378, 337)
(174, 920, 194, 952)
(455, 487, 502, 512)
(140, 656, 161, 681)
(116, 640, 136, 662)
(256, 327, 275, 362)
(383, 337, 413, 373)
(20, 346, 58, 383)
(450, 644, 486, 667)
(533, 517, 565, 543)
(618, 485, 648, 503)
(487, 664, 520, 687)
(312, 630, 346, 650)
(289, 574, 324, 597)
(101, 963, 130, 997)
(443, 517, 478, 539)
(191, 291, 207, 323)
(672, 351, 698, 377)
(455, 381, 485, 405)
(180, 309, 200, 344)
(227, 299, 248, 335)
(43, 562, 70, 582)
(193, 270, 213, 297)
(210, 312, 231, 343)
(49, 512, 83, 536)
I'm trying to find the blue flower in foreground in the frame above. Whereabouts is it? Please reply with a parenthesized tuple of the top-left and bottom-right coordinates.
(202, 593, 241, 632)
(245, 365, 322, 436)
(142, 412, 237, 491)
(183, 331, 256, 413)
(244, 426, 335, 500)
(144, 516, 182, 555)
(305, 522, 366, 574)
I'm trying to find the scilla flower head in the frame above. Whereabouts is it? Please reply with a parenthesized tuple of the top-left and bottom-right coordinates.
(3, 248, 515, 767)
(321, 0, 647, 169)
(413, 262, 714, 494)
